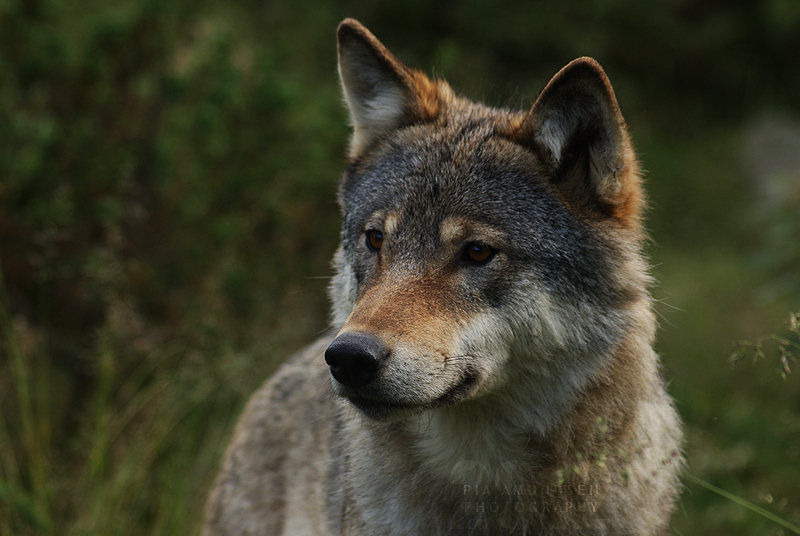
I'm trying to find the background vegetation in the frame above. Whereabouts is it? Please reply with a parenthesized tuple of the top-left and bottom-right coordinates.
(1, 0, 798, 534)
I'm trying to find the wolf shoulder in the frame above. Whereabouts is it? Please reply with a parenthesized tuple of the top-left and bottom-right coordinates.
(202, 335, 338, 536)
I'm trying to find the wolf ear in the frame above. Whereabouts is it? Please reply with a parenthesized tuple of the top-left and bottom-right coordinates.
(513, 58, 641, 221)
(337, 19, 446, 158)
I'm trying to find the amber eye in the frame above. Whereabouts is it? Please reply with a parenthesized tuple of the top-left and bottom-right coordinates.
(365, 230, 384, 251)
(462, 242, 495, 265)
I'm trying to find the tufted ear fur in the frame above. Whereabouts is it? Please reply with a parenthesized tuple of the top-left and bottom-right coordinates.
(511, 58, 642, 223)
(337, 19, 451, 158)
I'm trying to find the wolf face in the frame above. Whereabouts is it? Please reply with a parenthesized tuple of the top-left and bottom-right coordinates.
(326, 20, 648, 428)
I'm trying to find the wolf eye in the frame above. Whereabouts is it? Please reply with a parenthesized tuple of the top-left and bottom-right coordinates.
(461, 242, 495, 265)
(365, 229, 384, 251)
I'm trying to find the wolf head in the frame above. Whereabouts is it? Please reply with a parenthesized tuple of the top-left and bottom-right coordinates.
(326, 19, 650, 425)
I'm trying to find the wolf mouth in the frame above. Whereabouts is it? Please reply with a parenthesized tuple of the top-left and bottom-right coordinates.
(433, 373, 480, 406)
(346, 373, 479, 419)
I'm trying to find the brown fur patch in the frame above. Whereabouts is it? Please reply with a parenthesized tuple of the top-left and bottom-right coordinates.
(341, 269, 466, 355)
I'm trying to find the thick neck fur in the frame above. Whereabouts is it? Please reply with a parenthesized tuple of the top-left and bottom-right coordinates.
(339, 298, 664, 535)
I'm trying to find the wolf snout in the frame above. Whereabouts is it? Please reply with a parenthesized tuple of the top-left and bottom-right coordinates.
(325, 332, 389, 389)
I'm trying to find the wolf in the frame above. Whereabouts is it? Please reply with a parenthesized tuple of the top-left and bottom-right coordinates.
(203, 18, 683, 536)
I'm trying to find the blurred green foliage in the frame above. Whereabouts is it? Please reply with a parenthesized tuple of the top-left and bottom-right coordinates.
(0, 0, 799, 534)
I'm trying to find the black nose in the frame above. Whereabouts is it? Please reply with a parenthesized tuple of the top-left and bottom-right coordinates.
(325, 333, 389, 389)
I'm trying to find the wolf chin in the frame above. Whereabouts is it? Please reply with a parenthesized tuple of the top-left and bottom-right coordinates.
(203, 18, 683, 536)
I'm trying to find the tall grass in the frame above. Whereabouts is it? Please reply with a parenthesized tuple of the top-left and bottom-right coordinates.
(0, 253, 237, 535)
(0, 257, 52, 534)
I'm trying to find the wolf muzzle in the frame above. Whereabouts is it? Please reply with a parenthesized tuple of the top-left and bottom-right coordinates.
(325, 332, 389, 389)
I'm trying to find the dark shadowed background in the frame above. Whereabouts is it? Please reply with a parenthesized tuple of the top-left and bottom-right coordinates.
(1, 1, 799, 534)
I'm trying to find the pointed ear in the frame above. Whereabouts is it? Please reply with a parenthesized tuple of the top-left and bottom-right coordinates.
(512, 58, 642, 222)
(337, 19, 447, 158)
